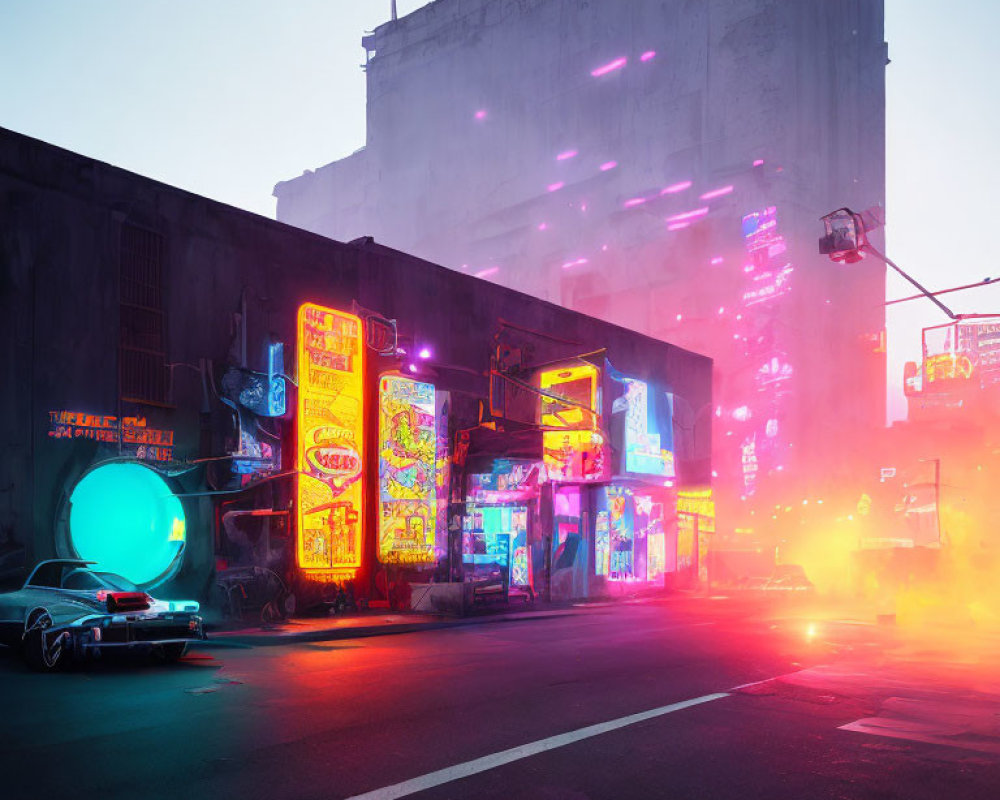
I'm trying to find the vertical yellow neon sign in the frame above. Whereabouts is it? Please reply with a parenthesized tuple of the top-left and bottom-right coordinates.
(296, 303, 364, 575)
(539, 363, 605, 482)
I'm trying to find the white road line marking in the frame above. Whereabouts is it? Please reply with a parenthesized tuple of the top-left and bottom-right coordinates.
(345, 692, 729, 800)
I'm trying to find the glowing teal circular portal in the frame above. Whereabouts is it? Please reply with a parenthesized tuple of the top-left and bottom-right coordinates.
(68, 463, 186, 586)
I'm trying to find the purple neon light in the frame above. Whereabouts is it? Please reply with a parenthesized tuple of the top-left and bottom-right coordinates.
(418, 347, 432, 360)
(700, 185, 734, 200)
(475, 267, 499, 278)
(623, 197, 646, 209)
(666, 207, 709, 223)
(547, 181, 565, 192)
(537, 222, 548, 231)
(660, 180, 692, 194)
(474, 109, 487, 120)
(667, 222, 689, 231)
(591, 57, 627, 77)
(561, 258, 589, 269)
(753, 158, 765, 167)
(556, 149, 578, 161)
(640, 50, 656, 62)
(599, 160, 618, 171)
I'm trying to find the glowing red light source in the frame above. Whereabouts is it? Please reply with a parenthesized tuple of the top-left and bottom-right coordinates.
(700, 185, 734, 200)
(640, 50, 656, 62)
(591, 57, 627, 77)
(661, 180, 692, 194)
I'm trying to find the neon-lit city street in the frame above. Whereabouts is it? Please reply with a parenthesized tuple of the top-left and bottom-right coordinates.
(3, 598, 999, 800)
(1, 1, 999, 797)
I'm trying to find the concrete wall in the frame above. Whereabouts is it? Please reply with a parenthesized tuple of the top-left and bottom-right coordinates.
(0, 126, 711, 596)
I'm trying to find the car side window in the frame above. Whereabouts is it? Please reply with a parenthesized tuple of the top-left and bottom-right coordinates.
(26, 563, 65, 588)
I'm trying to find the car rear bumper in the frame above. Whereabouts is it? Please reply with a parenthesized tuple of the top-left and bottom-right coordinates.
(71, 615, 205, 655)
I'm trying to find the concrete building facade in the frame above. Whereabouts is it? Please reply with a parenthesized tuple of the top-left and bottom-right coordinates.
(274, 0, 889, 536)
(0, 126, 711, 606)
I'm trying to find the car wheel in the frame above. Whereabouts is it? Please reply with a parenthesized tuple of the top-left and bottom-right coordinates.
(23, 611, 68, 672)
(156, 643, 188, 662)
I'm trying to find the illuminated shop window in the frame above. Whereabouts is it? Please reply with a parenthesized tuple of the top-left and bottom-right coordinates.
(378, 375, 437, 565)
(296, 304, 364, 576)
(68, 463, 185, 586)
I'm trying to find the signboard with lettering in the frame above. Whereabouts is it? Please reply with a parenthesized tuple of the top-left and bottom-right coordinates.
(296, 304, 365, 575)
(48, 412, 174, 462)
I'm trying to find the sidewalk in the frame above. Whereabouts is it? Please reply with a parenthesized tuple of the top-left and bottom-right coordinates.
(203, 604, 584, 647)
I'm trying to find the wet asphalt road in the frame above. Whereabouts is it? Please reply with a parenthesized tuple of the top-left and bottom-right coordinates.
(1, 595, 998, 800)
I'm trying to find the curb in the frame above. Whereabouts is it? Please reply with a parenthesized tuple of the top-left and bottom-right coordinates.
(197, 609, 582, 647)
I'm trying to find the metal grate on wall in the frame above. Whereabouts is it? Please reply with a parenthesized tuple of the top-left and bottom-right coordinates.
(119, 223, 168, 405)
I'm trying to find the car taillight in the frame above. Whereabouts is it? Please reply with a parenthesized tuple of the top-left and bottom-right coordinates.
(106, 592, 151, 612)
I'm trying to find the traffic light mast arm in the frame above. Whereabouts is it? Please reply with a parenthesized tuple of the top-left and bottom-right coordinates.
(862, 241, 957, 320)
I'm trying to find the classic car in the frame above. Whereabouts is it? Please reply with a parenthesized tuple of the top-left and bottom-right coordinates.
(0, 559, 205, 671)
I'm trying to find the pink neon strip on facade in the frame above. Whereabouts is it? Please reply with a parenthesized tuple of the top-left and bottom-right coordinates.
(710, 257, 724, 265)
(661, 180, 692, 194)
(561, 258, 589, 269)
(753, 159, 765, 167)
(547, 181, 565, 192)
(623, 197, 646, 208)
(591, 57, 627, 77)
(666, 207, 709, 223)
(640, 50, 656, 62)
(475, 267, 499, 278)
(667, 222, 689, 231)
(556, 149, 578, 161)
(599, 161, 618, 171)
(700, 185, 734, 200)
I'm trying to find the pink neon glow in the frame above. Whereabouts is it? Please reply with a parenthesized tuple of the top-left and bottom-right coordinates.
(710, 257, 724, 265)
(667, 222, 689, 231)
(590, 57, 627, 77)
(599, 160, 618, 171)
(561, 258, 589, 269)
(474, 109, 487, 120)
(475, 267, 499, 278)
(408, 364, 418, 373)
(547, 181, 565, 192)
(661, 180, 692, 194)
(718, 306, 726, 315)
(700, 185, 734, 200)
(556, 149, 578, 161)
(580, 202, 587, 212)
(666, 207, 709, 223)
(624, 197, 646, 208)
(418, 347, 432, 360)
(676, 314, 683, 322)
(753, 158, 765, 167)
(537, 222, 548, 231)
(601, 244, 608, 251)
(640, 50, 656, 62)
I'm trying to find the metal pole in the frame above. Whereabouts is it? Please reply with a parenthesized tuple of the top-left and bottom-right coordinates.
(934, 458, 942, 546)
(863, 243, 956, 320)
